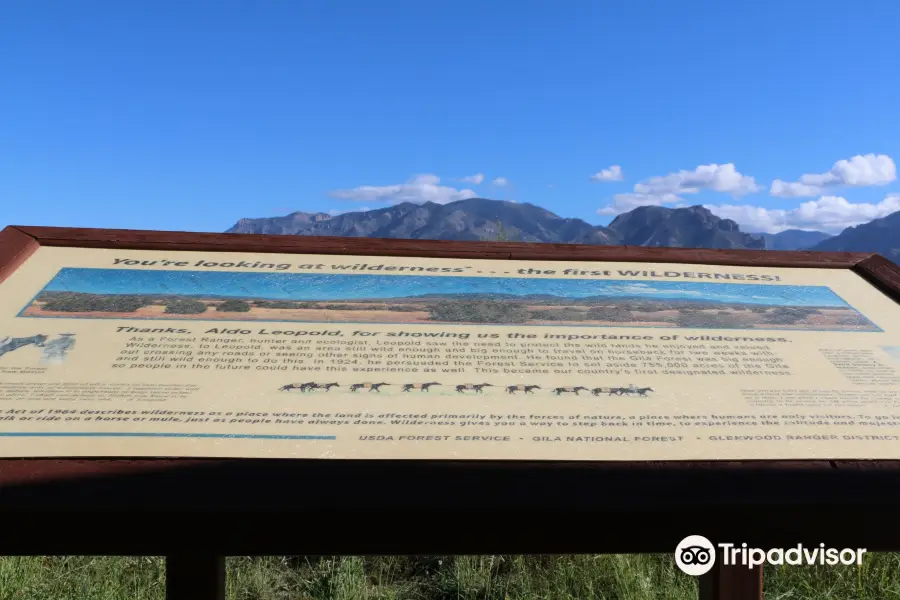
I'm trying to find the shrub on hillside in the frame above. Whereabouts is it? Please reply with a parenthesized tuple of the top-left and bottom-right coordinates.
(41, 294, 147, 313)
(530, 308, 589, 321)
(676, 311, 744, 328)
(254, 301, 317, 309)
(164, 299, 208, 314)
(586, 306, 633, 322)
(760, 307, 819, 325)
(217, 300, 251, 312)
(427, 300, 529, 323)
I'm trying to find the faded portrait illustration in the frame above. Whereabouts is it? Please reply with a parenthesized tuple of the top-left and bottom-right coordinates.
(39, 333, 77, 364)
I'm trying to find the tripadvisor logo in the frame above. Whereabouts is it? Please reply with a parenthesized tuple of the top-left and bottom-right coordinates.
(675, 535, 867, 576)
(675, 535, 716, 576)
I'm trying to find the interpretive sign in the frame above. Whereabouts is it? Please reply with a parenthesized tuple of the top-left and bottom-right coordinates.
(2, 243, 900, 461)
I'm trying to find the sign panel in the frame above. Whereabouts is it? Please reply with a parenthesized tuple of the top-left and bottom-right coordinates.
(1, 246, 899, 461)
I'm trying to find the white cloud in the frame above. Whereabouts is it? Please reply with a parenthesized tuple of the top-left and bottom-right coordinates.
(329, 174, 477, 205)
(597, 163, 761, 215)
(491, 177, 509, 187)
(768, 181, 821, 198)
(590, 165, 624, 182)
(596, 193, 682, 215)
(770, 154, 896, 198)
(459, 173, 485, 184)
(634, 163, 762, 197)
(707, 194, 900, 234)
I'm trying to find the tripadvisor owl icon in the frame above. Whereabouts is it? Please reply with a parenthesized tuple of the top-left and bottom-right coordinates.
(675, 535, 716, 576)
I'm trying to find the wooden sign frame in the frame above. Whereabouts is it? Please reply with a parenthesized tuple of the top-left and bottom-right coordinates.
(2, 224, 900, 600)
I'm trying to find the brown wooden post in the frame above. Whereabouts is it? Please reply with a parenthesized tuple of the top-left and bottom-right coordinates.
(165, 554, 226, 600)
(699, 562, 762, 600)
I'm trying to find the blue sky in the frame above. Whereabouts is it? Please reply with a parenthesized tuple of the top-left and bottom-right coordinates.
(39, 268, 851, 307)
(2, 1, 899, 235)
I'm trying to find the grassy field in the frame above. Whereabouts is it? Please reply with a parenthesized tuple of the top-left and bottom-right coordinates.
(0, 553, 895, 599)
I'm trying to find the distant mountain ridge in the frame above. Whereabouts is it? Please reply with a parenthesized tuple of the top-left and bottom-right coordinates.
(228, 198, 618, 245)
(604, 205, 766, 249)
(750, 229, 834, 251)
(809, 210, 900, 263)
(227, 198, 818, 251)
(225, 197, 898, 261)
(229, 211, 333, 235)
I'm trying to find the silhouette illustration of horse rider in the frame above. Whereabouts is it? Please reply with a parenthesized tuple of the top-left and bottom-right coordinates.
(39, 333, 77, 364)
(0, 334, 49, 359)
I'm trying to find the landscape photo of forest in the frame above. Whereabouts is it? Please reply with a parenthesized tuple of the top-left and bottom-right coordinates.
(18, 267, 881, 332)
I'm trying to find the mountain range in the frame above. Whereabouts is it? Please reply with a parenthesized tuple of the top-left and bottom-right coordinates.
(806, 210, 900, 263)
(225, 198, 899, 262)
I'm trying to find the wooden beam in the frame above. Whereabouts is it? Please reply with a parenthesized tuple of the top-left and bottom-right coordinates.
(165, 554, 225, 600)
(699, 562, 762, 600)
(9, 224, 871, 268)
(0, 226, 40, 286)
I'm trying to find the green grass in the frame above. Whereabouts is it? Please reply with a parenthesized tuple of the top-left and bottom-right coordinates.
(0, 553, 896, 599)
